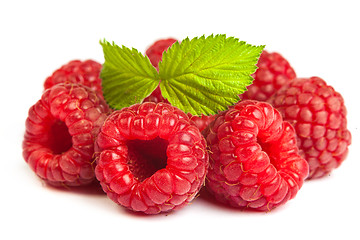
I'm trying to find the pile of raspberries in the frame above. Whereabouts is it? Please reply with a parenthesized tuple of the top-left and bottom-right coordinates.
(23, 38, 351, 214)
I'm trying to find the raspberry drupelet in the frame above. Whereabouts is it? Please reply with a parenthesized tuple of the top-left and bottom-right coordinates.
(203, 100, 309, 211)
(269, 77, 351, 179)
(44, 59, 104, 98)
(240, 50, 296, 102)
(22, 83, 109, 186)
(94, 102, 209, 214)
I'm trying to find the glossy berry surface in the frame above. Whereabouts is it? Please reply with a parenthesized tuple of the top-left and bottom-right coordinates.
(44, 60, 103, 98)
(240, 50, 296, 101)
(203, 100, 309, 211)
(23, 83, 109, 186)
(269, 77, 351, 179)
(95, 102, 209, 214)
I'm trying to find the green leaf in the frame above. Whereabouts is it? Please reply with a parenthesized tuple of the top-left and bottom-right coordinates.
(100, 39, 159, 110)
(158, 34, 265, 115)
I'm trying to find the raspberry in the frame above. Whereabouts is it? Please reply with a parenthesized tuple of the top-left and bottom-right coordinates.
(94, 102, 209, 214)
(269, 77, 351, 179)
(44, 60, 103, 98)
(203, 100, 309, 211)
(240, 50, 296, 101)
(22, 83, 109, 186)
(145, 38, 177, 70)
(187, 114, 216, 132)
(143, 85, 169, 104)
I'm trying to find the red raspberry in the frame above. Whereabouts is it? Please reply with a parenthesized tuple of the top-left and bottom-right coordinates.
(203, 100, 309, 211)
(269, 77, 351, 179)
(143, 85, 169, 104)
(187, 114, 216, 132)
(145, 38, 178, 70)
(44, 60, 103, 98)
(94, 102, 209, 214)
(22, 83, 109, 186)
(240, 50, 296, 101)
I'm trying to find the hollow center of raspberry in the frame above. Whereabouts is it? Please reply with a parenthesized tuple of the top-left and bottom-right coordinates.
(48, 120, 72, 154)
(126, 136, 168, 182)
(258, 139, 281, 169)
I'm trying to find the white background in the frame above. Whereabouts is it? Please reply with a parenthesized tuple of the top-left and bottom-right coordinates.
(1, 1, 359, 239)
